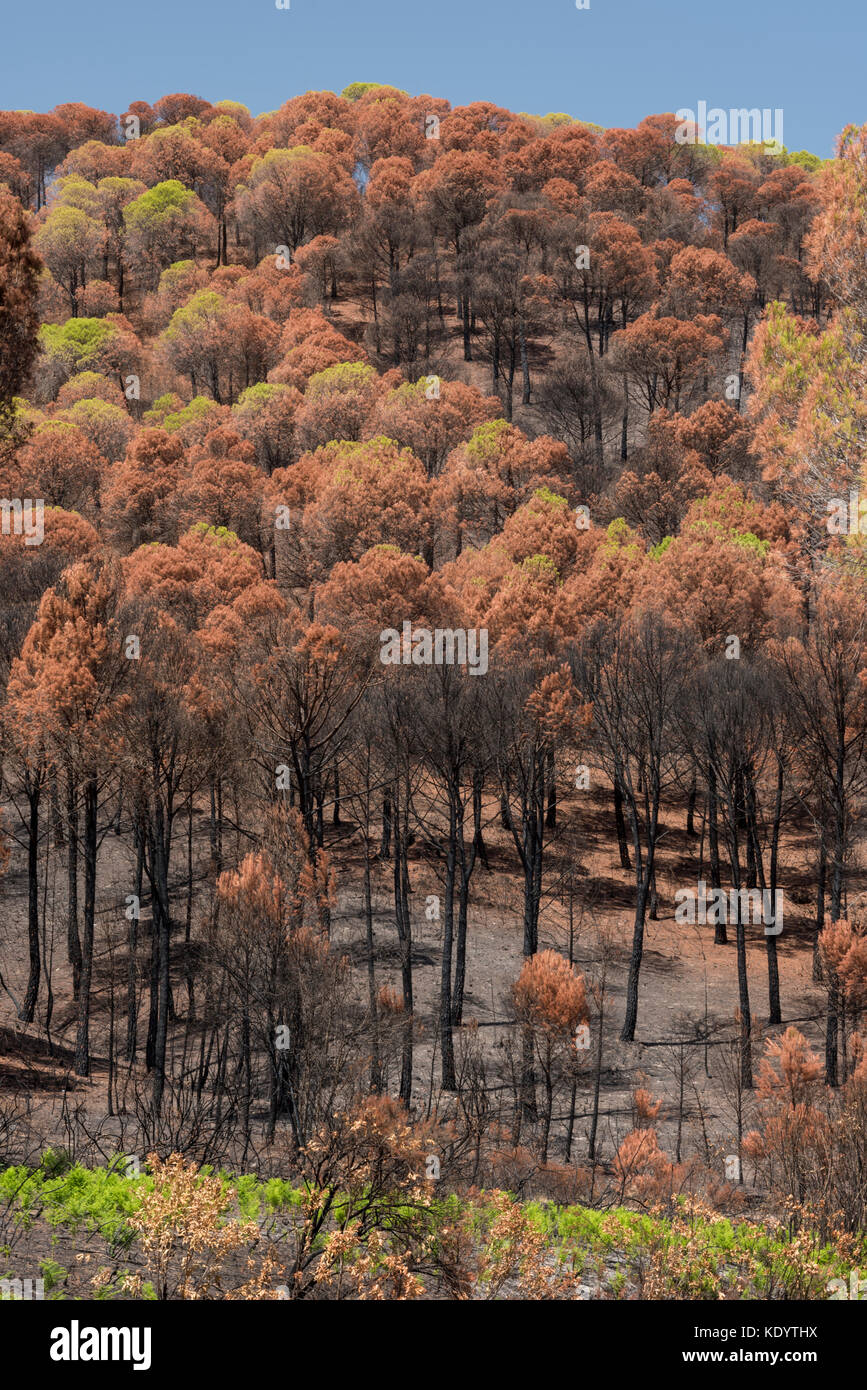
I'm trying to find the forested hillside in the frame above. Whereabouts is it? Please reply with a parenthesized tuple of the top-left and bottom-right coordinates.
(1, 86, 867, 1302)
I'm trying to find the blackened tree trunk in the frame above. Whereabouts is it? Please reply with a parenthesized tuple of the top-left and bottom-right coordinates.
(826, 980, 839, 1088)
(151, 800, 172, 1115)
(620, 777, 660, 1042)
(686, 771, 698, 838)
(613, 776, 631, 870)
(439, 792, 458, 1090)
(813, 835, 826, 982)
(379, 789, 392, 859)
(393, 777, 414, 1106)
(20, 775, 42, 1023)
(707, 770, 726, 944)
(721, 791, 753, 1091)
(127, 820, 143, 1062)
(452, 778, 481, 1026)
(764, 759, 784, 1024)
(363, 833, 381, 1092)
(66, 773, 82, 998)
(74, 776, 98, 1076)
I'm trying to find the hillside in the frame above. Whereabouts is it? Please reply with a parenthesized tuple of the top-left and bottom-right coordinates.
(1, 85, 867, 1320)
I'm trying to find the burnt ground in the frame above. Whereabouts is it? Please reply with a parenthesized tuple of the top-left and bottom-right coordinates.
(0, 768, 839, 1192)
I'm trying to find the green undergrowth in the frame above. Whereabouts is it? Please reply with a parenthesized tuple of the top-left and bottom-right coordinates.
(0, 1152, 862, 1300)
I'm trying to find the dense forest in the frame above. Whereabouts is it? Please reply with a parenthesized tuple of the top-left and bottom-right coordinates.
(1, 84, 867, 1302)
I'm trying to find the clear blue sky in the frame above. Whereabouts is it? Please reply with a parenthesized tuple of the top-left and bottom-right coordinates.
(2, 0, 863, 158)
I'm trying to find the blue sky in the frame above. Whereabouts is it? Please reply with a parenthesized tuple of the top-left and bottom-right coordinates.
(2, 0, 863, 157)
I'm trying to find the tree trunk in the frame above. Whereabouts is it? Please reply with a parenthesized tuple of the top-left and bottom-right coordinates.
(393, 782, 414, 1105)
(613, 777, 631, 869)
(127, 823, 143, 1062)
(363, 837, 381, 1092)
(707, 771, 726, 944)
(439, 789, 458, 1090)
(20, 779, 42, 1023)
(74, 776, 98, 1076)
(813, 836, 826, 982)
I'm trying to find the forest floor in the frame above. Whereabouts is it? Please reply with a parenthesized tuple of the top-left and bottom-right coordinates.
(0, 770, 843, 1188)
